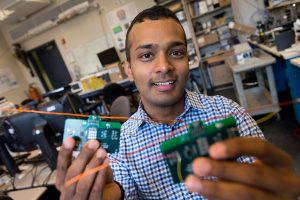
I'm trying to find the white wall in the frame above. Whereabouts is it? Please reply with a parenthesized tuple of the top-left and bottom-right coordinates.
(0, 0, 155, 102)
(0, 31, 29, 104)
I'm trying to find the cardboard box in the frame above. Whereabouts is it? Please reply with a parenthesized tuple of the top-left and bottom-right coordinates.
(219, 0, 231, 6)
(206, 50, 234, 64)
(215, 17, 226, 27)
(198, 1, 208, 14)
(228, 22, 256, 34)
(197, 32, 219, 48)
(104, 62, 127, 83)
(168, 2, 182, 12)
(208, 63, 233, 86)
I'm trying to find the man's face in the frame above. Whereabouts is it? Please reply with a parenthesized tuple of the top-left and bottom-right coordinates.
(124, 18, 189, 110)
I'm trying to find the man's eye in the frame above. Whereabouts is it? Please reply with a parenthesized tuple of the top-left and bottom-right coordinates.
(139, 53, 154, 61)
(170, 50, 186, 57)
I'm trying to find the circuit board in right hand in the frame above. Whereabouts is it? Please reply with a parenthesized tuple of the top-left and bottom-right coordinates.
(63, 115, 121, 154)
(160, 116, 239, 183)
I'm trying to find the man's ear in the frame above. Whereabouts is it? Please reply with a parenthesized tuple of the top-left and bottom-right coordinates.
(122, 61, 134, 81)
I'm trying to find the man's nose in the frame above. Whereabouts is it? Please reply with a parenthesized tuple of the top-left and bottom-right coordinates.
(154, 53, 174, 73)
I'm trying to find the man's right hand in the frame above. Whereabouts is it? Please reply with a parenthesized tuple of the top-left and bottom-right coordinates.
(55, 137, 121, 200)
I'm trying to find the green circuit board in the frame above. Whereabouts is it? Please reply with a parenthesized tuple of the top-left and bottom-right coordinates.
(63, 115, 121, 154)
(160, 116, 239, 183)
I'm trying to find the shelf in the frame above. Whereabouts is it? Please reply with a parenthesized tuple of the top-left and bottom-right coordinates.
(195, 23, 228, 37)
(267, 0, 300, 10)
(203, 49, 234, 64)
(244, 88, 280, 116)
(192, 3, 231, 20)
(198, 35, 237, 49)
(157, 0, 179, 6)
(198, 40, 220, 48)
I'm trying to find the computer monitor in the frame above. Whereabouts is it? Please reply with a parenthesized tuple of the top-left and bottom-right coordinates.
(97, 47, 120, 67)
(2, 112, 58, 176)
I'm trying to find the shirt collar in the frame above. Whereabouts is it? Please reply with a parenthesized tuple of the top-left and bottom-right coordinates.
(185, 90, 208, 113)
(127, 90, 207, 132)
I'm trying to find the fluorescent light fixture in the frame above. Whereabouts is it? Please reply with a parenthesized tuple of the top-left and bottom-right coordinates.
(25, 0, 49, 2)
(0, 10, 14, 21)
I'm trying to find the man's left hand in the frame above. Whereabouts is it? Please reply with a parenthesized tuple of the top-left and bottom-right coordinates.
(185, 137, 300, 200)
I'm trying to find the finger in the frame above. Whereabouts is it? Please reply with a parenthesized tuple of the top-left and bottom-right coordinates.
(56, 137, 75, 191)
(74, 148, 107, 200)
(185, 175, 282, 200)
(89, 157, 111, 200)
(192, 157, 300, 195)
(63, 140, 100, 199)
(105, 164, 114, 184)
(209, 137, 294, 169)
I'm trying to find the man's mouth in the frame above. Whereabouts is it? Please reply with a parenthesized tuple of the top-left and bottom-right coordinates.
(152, 81, 175, 86)
(151, 80, 176, 91)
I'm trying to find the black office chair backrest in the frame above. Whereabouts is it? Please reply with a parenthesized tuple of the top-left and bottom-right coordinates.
(110, 96, 131, 117)
(62, 92, 104, 115)
(103, 83, 127, 107)
(63, 92, 84, 114)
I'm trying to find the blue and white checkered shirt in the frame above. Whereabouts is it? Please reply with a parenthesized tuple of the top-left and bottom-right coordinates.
(110, 91, 264, 199)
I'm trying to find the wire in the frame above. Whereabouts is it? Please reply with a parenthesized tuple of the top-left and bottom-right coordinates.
(32, 165, 49, 186)
(176, 153, 184, 182)
(43, 170, 54, 186)
(65, 162, 110, 187)
(9, 175, 16, 191)
(0, 107, 181, 123)
(30, 164, 38, 187)
(255, 112, 278, 124)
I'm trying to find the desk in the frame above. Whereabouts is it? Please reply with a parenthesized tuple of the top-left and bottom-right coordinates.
(226, 50, 280, 116)
(0, 162, 56, 199)
(249, 41, 300, 92)
(288, 58, 300, 123)
(8, 187, 47, 200)
(1, 163, 56, 191)
(248, 41, 300, 60)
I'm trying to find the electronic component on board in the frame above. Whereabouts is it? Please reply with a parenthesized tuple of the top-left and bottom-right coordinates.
(160, 116, 239, 183)
(63, 115, 121, 154)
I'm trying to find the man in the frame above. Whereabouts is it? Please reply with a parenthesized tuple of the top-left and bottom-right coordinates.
(56, 6, 300, 199)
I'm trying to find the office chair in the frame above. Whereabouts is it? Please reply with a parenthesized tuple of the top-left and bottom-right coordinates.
(102, 83, 131, 117)
(62, 92, 103, 115)
(110, 96, 131, 117)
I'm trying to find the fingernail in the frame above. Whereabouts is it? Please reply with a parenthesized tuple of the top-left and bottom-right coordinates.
(96, 148, 106, 159)
(88, 140, 99, 150)
(193, 158, 211, 175)
(210, 142, 226, 158)
(185, 175, 202, 192)
(63, 137, 74, 149)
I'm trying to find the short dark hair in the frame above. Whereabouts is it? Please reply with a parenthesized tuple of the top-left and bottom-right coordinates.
(125, 5, 187, 62)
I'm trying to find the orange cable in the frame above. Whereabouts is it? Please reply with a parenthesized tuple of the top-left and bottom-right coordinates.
(65, 162, 110, 187)
(0, 107, 181, 123)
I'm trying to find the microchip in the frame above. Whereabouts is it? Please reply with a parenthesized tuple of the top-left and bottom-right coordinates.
(63, 115, 121, 154)
(160, 116, 239, 183)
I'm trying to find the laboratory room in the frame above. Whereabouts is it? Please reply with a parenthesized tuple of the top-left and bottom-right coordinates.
(0, 0, 299, 199)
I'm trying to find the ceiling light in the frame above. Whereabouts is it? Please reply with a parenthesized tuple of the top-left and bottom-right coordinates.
(0, 10, 14, 21)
